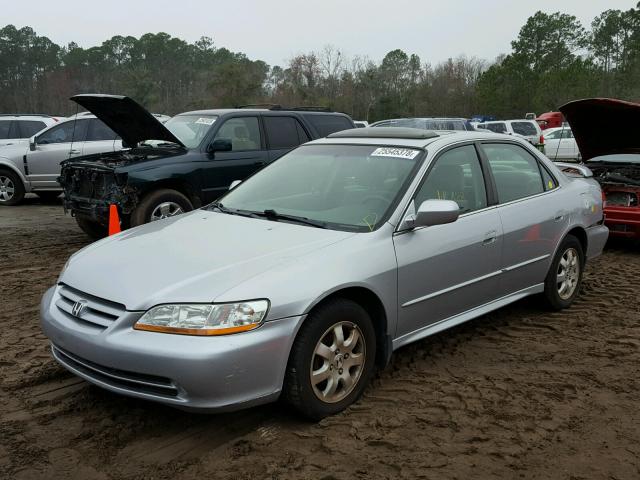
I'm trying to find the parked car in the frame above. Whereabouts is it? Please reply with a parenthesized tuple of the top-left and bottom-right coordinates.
(536, 111, 564, 130)
(153, 113, 172, 124)
(370, 117, 475, 131)
(0, 115, 121, 205)
(543, 127, 579, 161)
(476, 120, 544, 150)
(41, 127, 608, 419)
(353, 120, 369, 128)
(0, 114, 59, 147)
(560, 97, 640, 239)
(59, 94, 356, 238)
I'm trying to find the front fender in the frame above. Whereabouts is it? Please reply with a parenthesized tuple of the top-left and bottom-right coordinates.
(0, 157, 30, 191)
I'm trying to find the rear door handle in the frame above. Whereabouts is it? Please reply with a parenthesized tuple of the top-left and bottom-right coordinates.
(482, 230, 497, 245)
(554, 211, 565, 222)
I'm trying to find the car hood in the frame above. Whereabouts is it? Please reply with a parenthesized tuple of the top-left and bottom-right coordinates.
(70, 94, 185, 148)
(560, 98, 640, 161)
(60, 210, 355, 311)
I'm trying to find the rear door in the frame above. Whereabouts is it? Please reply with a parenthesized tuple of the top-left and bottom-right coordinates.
(394, 144, 503, 339)
(480, 142, 565, 297)
(263, 115, 311, 162)
(201, 115, 268, 202)
(26, 120, 89, 188)
(81, 118, 123, 155)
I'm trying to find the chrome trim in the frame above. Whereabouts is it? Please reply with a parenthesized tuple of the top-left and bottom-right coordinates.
(401, 254, 550, 308)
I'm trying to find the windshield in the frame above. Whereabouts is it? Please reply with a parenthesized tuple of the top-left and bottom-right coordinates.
(165, 115, 218, 148)
(217, 144, 423, 231)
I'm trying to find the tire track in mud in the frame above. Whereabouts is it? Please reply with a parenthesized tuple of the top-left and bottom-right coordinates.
(2, 205, 640, 479)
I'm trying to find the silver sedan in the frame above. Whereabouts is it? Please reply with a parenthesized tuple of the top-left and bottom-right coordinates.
(40, 127, 608, 419)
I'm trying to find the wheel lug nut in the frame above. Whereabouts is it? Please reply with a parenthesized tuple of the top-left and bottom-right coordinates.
(338, 368, 343, 374)
(344, 353, 349, 359)
(329, 365, 333, 370)
(335, 349, 340, 354)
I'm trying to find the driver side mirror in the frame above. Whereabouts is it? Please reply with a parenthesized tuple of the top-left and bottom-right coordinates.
(29, 137, 36, 151)
(401, 199, 460, 230)
(208, 138, 232, 154)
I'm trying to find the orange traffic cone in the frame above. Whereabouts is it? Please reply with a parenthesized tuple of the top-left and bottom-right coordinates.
(108, 204, 121, 236)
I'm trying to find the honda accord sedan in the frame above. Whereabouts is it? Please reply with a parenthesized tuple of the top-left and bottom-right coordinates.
(40, 127, 608, 419)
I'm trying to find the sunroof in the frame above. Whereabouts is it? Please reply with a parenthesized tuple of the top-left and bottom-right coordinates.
(328, 127, 439, 140)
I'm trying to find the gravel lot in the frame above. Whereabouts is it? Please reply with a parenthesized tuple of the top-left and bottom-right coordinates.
(1, 198, 639, 480)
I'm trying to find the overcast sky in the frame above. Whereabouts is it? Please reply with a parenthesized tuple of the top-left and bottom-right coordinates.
(4, 0, 637, 66)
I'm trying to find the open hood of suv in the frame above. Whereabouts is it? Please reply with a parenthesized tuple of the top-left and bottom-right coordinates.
(70, 94, 185, 148)
(560, 98, 640, 161)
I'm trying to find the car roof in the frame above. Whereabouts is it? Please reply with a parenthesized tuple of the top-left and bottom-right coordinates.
(176, 109, 349, 116)
(308, 129, 509, 149)
(0, 114, 55, 120)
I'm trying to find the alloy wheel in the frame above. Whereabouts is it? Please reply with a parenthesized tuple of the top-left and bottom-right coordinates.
(310, 321, 366, 403)
(0, 176, 15, 202)
(150, 202, 184, 221)
(557, 247, 580, 300)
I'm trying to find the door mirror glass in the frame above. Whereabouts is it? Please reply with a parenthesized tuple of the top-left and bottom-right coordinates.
(229, 180, 242, 190)
(29, 137, 36, 151)
(404, 200, 460, 229)
(208, 138, 232, 153)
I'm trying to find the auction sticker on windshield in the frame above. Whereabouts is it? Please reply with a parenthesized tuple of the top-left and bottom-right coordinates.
(195, 117, 216, 125)
(371, 147, 420, 159)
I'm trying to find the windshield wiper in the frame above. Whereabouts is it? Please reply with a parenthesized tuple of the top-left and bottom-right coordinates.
(252, 209, 328, 229)
(206, 202, 256, 218)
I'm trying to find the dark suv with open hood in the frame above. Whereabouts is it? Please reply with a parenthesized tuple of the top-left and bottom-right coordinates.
(59, 95, 355, 238)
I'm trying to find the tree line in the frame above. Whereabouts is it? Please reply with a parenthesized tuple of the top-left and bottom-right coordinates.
(0, 3, 639, 121)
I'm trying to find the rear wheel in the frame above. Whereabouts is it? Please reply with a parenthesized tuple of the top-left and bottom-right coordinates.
(543, 235, 584, 310)
(0, 170, 25, 206)
(284, 298, 376, 420)
(130, 189, 193, 227)
(76, 216, 108, 240)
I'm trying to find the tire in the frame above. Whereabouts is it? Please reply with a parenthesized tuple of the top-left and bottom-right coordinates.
(76, 216, 108, 240)
(130, 189, 193, 227)
(0, 169, 26, 206)
(284, 298, 377, 420)
(543, 234, 584, 310)
(36, 191, 61, 202)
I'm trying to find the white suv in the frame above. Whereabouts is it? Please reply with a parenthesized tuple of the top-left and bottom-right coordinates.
(0, 115, 123, 205)
(0, 114, 59, 147)
(477, 120, 543, 149)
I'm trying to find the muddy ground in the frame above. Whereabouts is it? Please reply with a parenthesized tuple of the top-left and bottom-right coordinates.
(1, 198, 639, 480)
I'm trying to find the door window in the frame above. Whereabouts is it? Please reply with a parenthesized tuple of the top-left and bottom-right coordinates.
(0, 121, 12, 139)
(18, 120, 47, 138)
(263, 116, 309, 149)
(483, 143, 545, 203)
(414, 145, 487, 214)
(303, 114, 353, 136)
(37, 120, 88, 144)
(86, 119, 118, 141)
(213, 117, 261, 151)
(484, 123, 507, 134)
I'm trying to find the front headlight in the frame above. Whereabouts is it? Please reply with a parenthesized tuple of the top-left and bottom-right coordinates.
(134, 300, 269, 336)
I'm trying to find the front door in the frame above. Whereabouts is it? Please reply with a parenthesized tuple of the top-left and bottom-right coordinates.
(26, 120, 89, 188)
(394, 144, 503, 339)
(80, 119, 123, 156)
(201, 116, 268, 203)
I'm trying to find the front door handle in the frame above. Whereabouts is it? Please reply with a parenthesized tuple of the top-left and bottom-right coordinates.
(69, 149, 81, 155)
(482, 230, 497, 245)
(554, 211, 565, 222)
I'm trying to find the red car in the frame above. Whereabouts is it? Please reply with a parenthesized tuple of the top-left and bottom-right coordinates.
(536, 111, 564, 130)
(560, 98, 640, 239)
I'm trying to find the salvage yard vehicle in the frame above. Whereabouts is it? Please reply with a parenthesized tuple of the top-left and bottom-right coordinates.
(59, 95, 355, 238)
(560, 98, 640, 239)
(371, 117, 475, 131)
(41, 127, 608, 419)
(543, 127, 579, 161)
(476, 119, 544, 150)
(0, 114, 59, 147)
(0, 115, 121, 205)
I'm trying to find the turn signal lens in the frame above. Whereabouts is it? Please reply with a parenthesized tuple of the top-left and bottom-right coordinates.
(134, 300, 269, 336)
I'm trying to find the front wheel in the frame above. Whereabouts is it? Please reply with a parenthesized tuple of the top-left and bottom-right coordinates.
(130, 189, 193, 227)
(284, 298, 376, 420)
(543, 235, 584, 310)
(76, 216, 108, 240)
(0, 170, 25, 206)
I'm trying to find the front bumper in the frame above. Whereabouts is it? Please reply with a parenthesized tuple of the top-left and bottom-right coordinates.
(604, 206, 640, 239)
(40, 286, 304, 412)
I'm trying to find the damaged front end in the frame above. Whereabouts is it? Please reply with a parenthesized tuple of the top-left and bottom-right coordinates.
(59, 151, 143, 225)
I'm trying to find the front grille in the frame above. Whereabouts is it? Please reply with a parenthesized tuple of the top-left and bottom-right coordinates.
(52, 345, 179, 398)
(56, 284, 125, 330)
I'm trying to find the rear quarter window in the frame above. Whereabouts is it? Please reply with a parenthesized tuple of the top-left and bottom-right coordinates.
(0, 121, 11, 139)
(18, 120, 48, 138)
(511, 121, 538, 136)
(303, 114, 353, 137)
